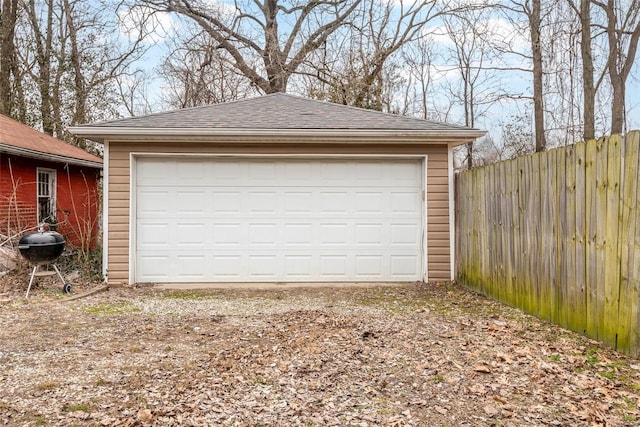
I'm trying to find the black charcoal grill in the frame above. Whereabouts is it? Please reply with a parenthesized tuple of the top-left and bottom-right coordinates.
(18, 230, 71, 297)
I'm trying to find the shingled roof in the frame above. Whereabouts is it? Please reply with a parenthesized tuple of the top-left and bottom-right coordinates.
(71, 93, 484, 144)
(0, 114, 103, 168)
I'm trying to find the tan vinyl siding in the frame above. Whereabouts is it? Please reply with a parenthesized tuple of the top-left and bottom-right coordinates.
(107, 141, 454, 284)
(424, 147, 451, 281)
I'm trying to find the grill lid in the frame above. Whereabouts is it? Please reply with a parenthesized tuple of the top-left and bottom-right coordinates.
(18, 231, 66, 264)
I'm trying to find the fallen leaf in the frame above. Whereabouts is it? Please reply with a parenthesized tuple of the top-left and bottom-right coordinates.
(137, 409, 154, 423)
(474, 365, 491, 374)
(484, 405, 500, 417)
(434, 405, 447, 415)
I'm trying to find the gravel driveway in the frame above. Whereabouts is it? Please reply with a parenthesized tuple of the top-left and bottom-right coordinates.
(1, 282, 639, 426)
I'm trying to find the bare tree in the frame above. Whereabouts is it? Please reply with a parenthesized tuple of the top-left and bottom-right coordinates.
(593, 0, 640, 135)
(158, 26, 257, 108)
(442, 8, 503, 167)
(573, 0, 597, 140)
(0, 0, 18, 116)
(498, 0, 548, 151)
(14, 0, 149, 146)
(140, 0, 362, 94)
(114, 70, 156, 117)
(301, 0, 480, 111)
(402, 36, 436, 120)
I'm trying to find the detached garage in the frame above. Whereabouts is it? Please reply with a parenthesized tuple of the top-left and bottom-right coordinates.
(71, 94, 483, 286)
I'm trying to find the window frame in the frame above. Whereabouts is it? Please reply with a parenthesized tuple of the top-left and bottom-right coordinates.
(36, 167, 57, 225)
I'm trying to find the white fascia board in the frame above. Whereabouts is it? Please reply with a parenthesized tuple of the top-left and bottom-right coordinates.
(0, 144, 103, 169)
(68, 126, 486, 143)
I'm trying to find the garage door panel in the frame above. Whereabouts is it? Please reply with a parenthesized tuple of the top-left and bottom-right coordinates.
(355, 224, 383, 245)
(211, 191, 242, 214)
(138, 223, 170, 248)
(284, 223, 314, 245)
(284, 255, 313, 278)
(176, 191, 207, 215)
(391, 224, 421, 245)
(176, 255, 207, 280)
(137, 159, 176, 184)
(391, 255, 420, 276)
(211, 223, 243, 245)
(319, 223, 351, 245)
(137, 255, 170, 281)
(319, 192, 349, 213)
(135, 158, 424, 283)
(322, 162, 352, 181)
(320, 255, 349, 277)
(355, 255, 384, 276)
(248, 255, 280, 279)
(137, 190, 172, 217)
(283, 191, 314, 213)
(391, 192, 421, 214)
(175, 160, 207, 182)
(248, 223, 278, 245)
(175, 223, 207, 248)
(211, 255, 243, 278)
(354, 192, 386, 214)
(248, 191, 278, 213)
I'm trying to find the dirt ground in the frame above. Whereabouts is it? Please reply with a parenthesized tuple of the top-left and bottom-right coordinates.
(1, 276, 640, 426)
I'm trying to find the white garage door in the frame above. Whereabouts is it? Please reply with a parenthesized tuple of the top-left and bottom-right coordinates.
(134, 157, 424, 283)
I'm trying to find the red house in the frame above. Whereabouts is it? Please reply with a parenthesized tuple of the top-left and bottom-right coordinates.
(0, 114, 102, 248)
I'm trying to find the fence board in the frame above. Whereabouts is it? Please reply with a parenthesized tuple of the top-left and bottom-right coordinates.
(564, 145, 578, 331)
(594, 137, 608, 341)
(603, 135, 622, 348)
(530, 153, 542, 315)
(618, 132, 639, 352)
(585, 138, 598, 339)
(456, 131, 640, 356)
(633, 141, 640, 352)
(539, 150, 553, 321)
(574, 142, 587, 334)
(555, 146, 567, 327)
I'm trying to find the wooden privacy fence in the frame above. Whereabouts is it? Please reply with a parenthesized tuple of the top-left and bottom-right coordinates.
(455, 131, 640, 356)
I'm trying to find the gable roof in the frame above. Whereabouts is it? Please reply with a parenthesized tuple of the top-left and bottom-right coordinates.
(70, 93, 485, 144)
(0, 114, 103, 168)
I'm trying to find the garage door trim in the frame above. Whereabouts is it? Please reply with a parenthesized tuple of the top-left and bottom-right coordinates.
(129, 153, 428, 283)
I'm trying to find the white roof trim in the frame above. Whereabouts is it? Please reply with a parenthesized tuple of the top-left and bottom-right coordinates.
(69, 126, 486, 144)
(0, 143, 103, 168)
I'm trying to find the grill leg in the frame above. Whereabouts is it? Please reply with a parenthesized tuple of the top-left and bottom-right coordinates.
(25, 265, 38, 298)
(52, 264, 65, 286)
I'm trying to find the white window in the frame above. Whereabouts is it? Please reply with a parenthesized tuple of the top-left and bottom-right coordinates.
(37, 168, 56, 224)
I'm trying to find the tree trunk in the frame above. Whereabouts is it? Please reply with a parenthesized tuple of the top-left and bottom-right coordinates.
(63, 0, 88, 146)
(530, 0, 547, 152)
(610, 73, 625, 135)
(593, 0, 640, 136)
(26, 0, 55, 134)
(580, 0, 595, 140)
(0, 0, 18, 115)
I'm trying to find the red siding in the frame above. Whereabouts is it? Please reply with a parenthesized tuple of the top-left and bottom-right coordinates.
(0, 154, 101, 248)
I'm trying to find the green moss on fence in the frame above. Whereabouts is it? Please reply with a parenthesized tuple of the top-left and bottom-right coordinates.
(456, 131, 640, 357)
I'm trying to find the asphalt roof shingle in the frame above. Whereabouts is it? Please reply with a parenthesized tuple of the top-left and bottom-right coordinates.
(82, 93, 478, 132)
(0, 114, 103, 167)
